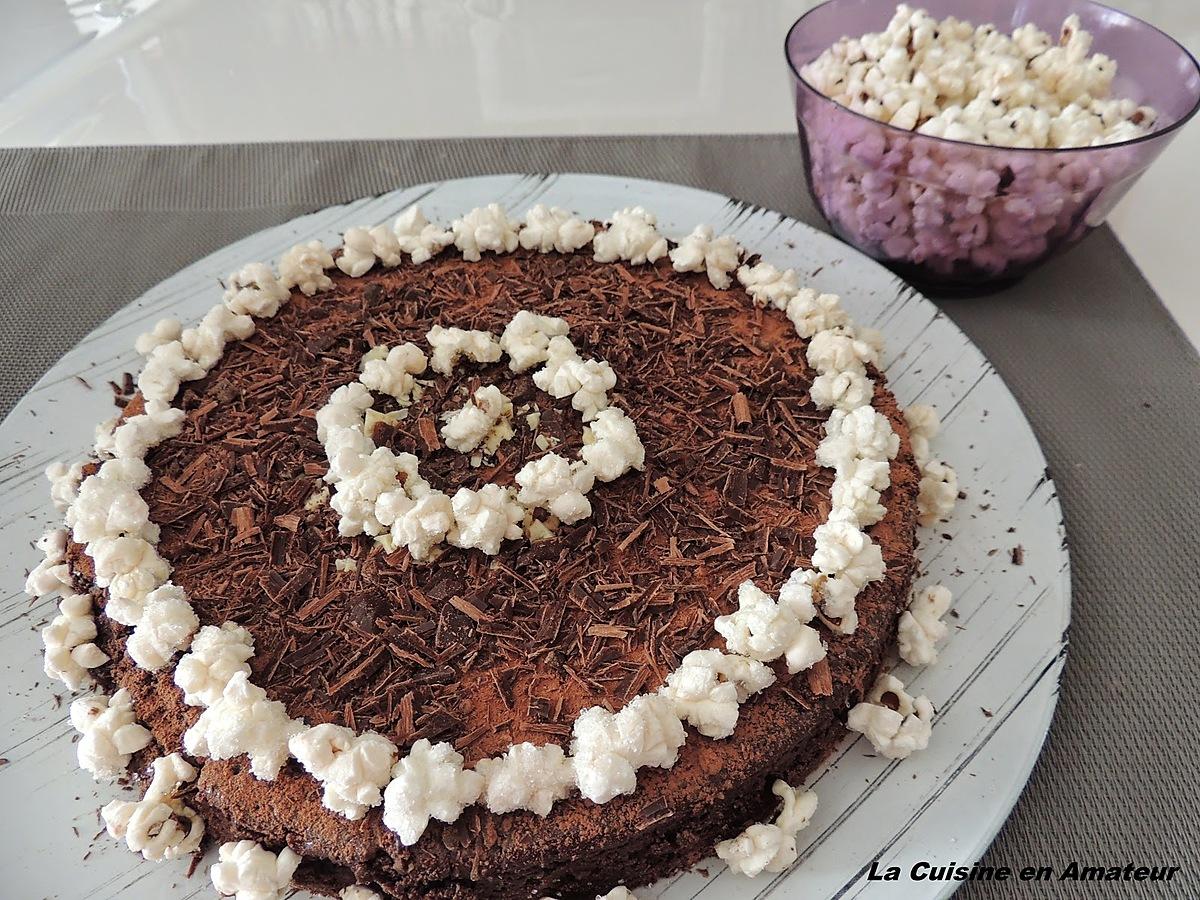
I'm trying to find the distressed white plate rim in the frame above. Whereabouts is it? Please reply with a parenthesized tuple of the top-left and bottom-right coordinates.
(0, 173, 1069, 900)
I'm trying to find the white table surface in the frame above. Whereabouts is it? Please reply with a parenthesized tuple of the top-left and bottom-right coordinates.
(2, 0, 1198, 344)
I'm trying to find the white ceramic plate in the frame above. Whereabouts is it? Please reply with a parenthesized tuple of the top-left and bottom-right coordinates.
(0, 174, 1069, 900)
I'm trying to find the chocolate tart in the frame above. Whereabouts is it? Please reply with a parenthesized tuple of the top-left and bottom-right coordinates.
(70, 246, 921, 898)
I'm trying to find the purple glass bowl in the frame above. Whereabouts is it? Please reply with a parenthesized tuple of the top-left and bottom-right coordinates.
(785, 0, 1200, 293)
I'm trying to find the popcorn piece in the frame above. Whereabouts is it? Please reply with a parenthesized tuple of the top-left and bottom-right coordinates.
(830, 469, 887, 527)
(390, 490, 455, 561)
(373, 487, 413, 528)
(184, 672, 304, 780)
(393, 205, 453, 264)
(125, 582, 199, 671)
(451, 203, 520, 261)
(475, 741, 576, 816)
(110, 401, 186, 460)
(592, 207, 668, 265)
(224, 262, 291, 317)
(360, 343, 428, 403)
(102, 753, 204, 861)
(370, 223, 404, 267)
(89, 536, 171, 627)
(807, 326, 879, 376)
(580, 407, 644, 481)
(500, 309, 570, 372)
(715, 581, 826, 675)
(826, 574, 863, 637)
(718, 823, 792, 878)
(320, 424, 372, 484)
(810, 369, 873, 411)
(774, 778, 820, 835)
(917, 459, 958, 526)
(531, 335, 582, 398)
(441, 385, 512, 453)
(786, 289, 849, 338)
(816, 405, 899, 469)
(660, 648, 775, 739)
(137, 341, 206, 405)
(532, 335, 617, 422)
(846, 672, 934, 759)
(70, 689, 152, 780)
(812, 508, 886, 590)
(717, 780, 818, 877)
(341, 889, 381, 900)
(25, 528, 74, 598)
(568, 358, 618, 421)
(736, 262, 800, 309)
(774, 566, 818, 620)
(181, 304, 256, 370)
(841, 457, 892, 494)
(337, 226, 379, 277)
(382, 739, 483, 845)
(278, 241, 335, 296)
(210, 840, 301, 900)
(898, 584, 953, 666)
(426, 325, 503, 375)
(669, 224, 741, 289)
(316, 381, 374, 443)
(42, 593, 109, 691)
(45, 460, 85, 512)
(174, 622, 255, 707)
(515, 453, 594, 525)
(904, 404, 941, 467)
(809, 509, 887, 633)
(660, 675, 732, 741)
(325, 436, 407, 538)
(289, 724, 397, 820)
(571, 694, 686, 803)
(779, 567, 862, 639)
(67, 456, 156, 545)
(449, 484, 524, 555)
(134, 318, 182, 356)
(519, 204, 596, 253)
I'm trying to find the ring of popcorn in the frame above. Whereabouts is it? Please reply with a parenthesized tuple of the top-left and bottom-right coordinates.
(26, 202, 959, 894)
(315, 308, 646, 562)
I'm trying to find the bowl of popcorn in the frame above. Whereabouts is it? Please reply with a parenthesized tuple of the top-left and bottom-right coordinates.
(786, 0, 1200, 291)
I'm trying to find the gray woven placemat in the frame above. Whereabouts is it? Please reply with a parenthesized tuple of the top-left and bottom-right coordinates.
(2, 136, 1196, 897)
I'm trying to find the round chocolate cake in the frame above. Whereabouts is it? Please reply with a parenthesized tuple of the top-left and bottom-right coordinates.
(31, 205, 946, 900)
